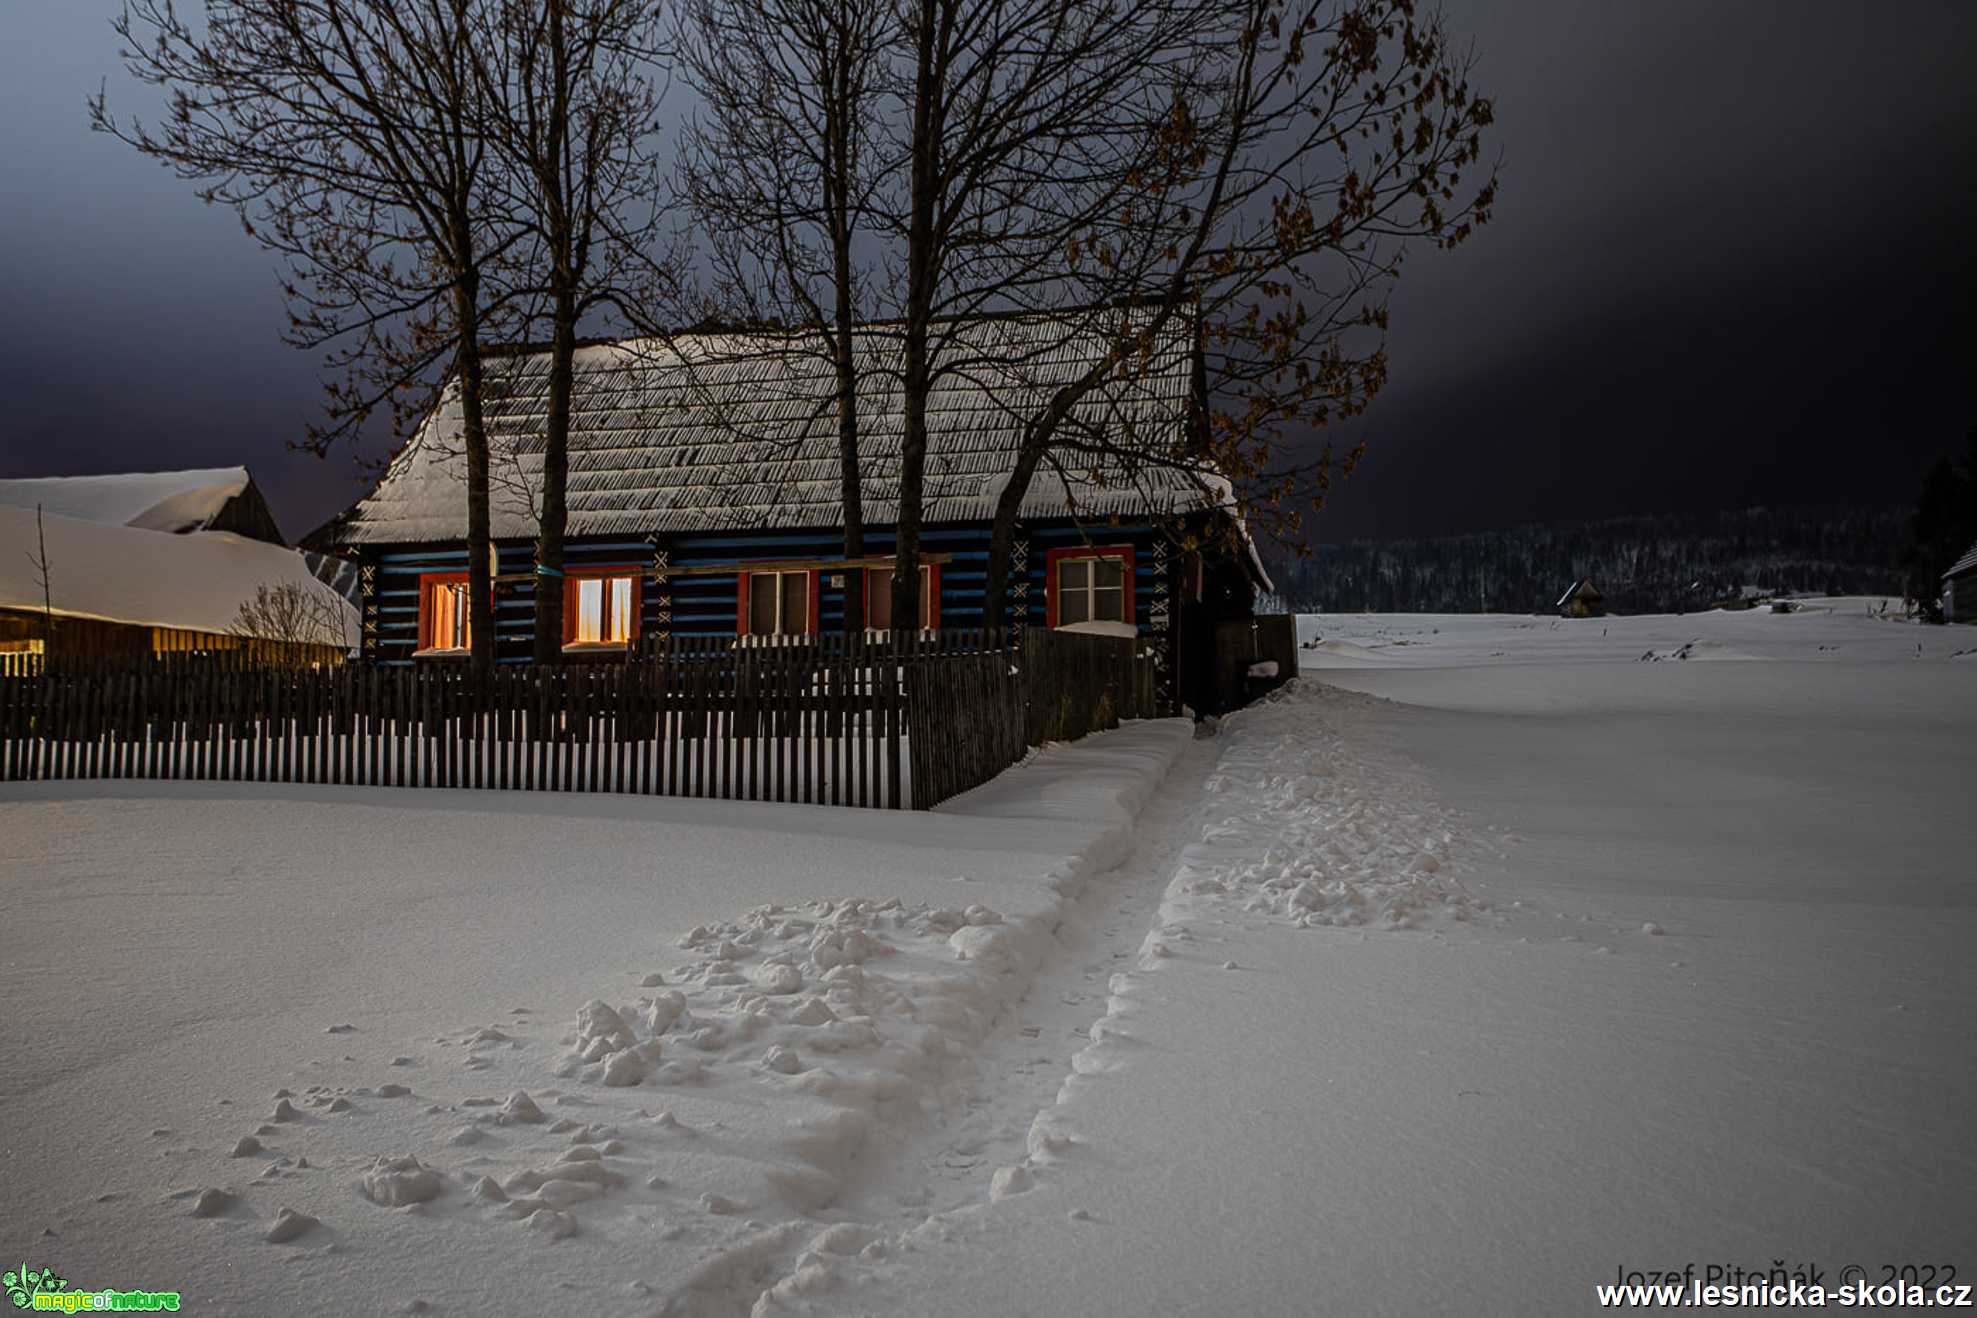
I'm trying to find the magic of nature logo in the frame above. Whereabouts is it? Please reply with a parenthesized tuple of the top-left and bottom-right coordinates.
(5, 1263, 181, 1312)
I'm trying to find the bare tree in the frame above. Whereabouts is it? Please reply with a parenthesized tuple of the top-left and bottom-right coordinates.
(477, 0, 672, 660)
(94, 0, 525, 675)
(878, 0, 1237, 629)
(676, 0, 895, 630)
(30, 503, 56, 654)
(972, 0, 1499, 622)
(231, 580, 353, 660)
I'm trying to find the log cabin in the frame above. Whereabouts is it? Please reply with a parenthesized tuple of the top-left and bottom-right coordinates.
(305, 306, 1272, 715)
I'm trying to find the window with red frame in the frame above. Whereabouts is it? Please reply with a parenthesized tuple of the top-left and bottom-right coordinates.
(741, 569, 815, 636)
(864, 562, 938, 631)
(562, 570, 640, 648)
(417, 573, 473, 653)
(1046, 546, 1135, 628)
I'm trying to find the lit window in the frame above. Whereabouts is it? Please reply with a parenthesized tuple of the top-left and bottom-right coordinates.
(1043, 545, 1138, 628)
(566, 572, 637, 647)
(746, 570, 812, 636)
(420, 576, 472, 652)
(865, 563, 937, 631)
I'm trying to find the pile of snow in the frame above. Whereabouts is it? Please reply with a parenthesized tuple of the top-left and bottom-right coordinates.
(1055, 620, 1140, 640)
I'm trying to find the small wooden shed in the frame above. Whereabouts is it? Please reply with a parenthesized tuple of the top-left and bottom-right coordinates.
(1555, 578, 1605, 618)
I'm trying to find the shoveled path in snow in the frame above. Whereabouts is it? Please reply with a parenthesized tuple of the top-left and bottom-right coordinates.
(795, 680, 1478, 1315)
(832, 733, 1223, 1226)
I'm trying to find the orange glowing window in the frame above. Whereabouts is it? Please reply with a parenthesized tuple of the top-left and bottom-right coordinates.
(418, 573, 473, 652)
(563, 571, 639, 647)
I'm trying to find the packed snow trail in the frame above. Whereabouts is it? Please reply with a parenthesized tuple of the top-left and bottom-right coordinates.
(785, 680, 1485, 1315)
(800, 733, 1223, 1222)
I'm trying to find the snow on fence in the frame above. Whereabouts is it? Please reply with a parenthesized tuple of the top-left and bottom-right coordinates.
(0, 628, 1156, 809)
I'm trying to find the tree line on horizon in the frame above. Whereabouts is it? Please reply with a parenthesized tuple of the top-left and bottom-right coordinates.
(89, 0, 1500, 672)
(1265, 504, 1912, 615)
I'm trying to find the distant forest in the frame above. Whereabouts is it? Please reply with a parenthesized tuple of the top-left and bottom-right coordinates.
(1266, 506, 1909, 615)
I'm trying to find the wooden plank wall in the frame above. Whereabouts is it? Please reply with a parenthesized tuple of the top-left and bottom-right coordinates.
(1208, 614, 1299, 713)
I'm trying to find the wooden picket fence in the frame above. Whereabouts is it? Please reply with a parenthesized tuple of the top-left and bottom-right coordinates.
(0, 628, 1157, 810)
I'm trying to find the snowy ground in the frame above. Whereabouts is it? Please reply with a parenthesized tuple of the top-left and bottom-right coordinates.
(3, 597, 1972, 1315)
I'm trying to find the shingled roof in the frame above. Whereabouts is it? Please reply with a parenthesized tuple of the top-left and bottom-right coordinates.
(1944, 540, 1977, 582)
(313, 306, 1229, 548)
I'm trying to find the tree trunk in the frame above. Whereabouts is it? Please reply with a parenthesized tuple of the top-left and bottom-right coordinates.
(982, 325, 1169, 624)
(534, 295, 575, 662)
(533, 0, 574, 664)
(835, 331, 866, 633)
(893, 346, 928, 632)
(981, 434, 1047, 626)
(454, 270, 496, 680)
(893, 0, 941, 634)
(826, 41, 867, 634)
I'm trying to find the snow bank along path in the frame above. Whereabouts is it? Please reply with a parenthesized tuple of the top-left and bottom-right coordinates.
(0, 718, 1190, 1316)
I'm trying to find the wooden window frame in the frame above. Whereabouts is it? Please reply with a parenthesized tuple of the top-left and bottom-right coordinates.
(1045, 544, 1137, 629)
(737, 568, 821, 637)
(415, 571, 475, 656)
(862, 561, 941, 632)
(561, 565, 644, 651)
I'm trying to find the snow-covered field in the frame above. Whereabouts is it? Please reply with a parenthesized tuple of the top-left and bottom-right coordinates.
(3, 597, 1972, 1315)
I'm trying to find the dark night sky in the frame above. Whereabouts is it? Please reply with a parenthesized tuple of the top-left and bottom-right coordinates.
(2, 2, 1973, 544)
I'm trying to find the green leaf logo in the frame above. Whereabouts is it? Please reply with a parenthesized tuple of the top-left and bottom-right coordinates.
(5, 1263, 68, 1308)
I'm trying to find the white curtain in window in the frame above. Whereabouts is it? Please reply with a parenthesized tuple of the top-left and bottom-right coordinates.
(576, 578, 605, 643)
(609, 577, 633, 642)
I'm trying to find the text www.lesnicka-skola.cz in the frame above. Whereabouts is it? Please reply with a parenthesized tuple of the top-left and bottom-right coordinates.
(1597, 1271, 1971, 1309)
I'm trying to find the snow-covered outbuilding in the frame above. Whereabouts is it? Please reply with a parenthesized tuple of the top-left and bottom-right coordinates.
(0, 500, 354, 661)
(1555, 578, 1605, 618)
(0, 466, 285, 543)
(307, 305, 1271, 713)
(1944, 540, 1977, 623)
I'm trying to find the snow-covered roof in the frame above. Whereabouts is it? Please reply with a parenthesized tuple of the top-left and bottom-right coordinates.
(315, 306, 1240, 548)
(0, 503, 356, 642)
(1943, 540, 1977, 582)
(0, 467, 253, 535)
